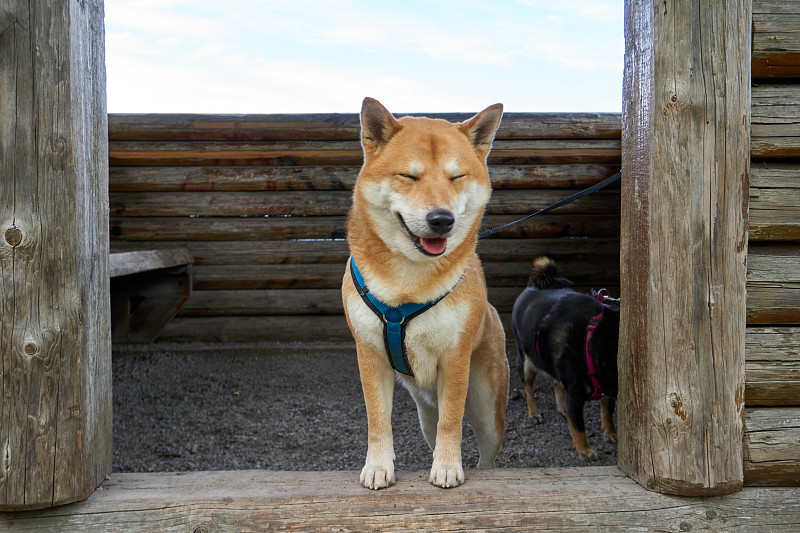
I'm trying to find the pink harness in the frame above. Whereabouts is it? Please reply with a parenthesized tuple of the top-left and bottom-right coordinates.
(533, 290, 615, 402)
(584, 312, 604, 401)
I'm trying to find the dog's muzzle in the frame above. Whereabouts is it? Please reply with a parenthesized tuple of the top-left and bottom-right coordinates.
(398, 210, 455, 256)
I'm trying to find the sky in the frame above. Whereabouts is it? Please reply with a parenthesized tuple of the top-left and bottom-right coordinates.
(104, 0, 624, 115)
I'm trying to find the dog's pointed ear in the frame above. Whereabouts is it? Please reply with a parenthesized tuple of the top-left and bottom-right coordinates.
(459, 103, 503, 158)
(360, 97, 401, 156)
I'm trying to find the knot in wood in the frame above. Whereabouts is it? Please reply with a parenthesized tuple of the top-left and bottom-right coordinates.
(24, 342, 38, 356)
(4, 227, 22, 246)
(669, 392, 688, 421)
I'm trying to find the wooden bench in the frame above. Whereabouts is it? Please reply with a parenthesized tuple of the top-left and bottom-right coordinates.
(110, 248, 193, 343)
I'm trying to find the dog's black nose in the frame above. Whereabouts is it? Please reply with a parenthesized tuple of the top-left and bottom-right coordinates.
(426, 209, 455, 235)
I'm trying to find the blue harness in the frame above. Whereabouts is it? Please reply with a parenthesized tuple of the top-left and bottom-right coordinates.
(349, 257, 457, 376)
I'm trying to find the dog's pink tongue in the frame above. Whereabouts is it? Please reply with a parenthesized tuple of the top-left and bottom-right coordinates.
(421, 237, 447, 255)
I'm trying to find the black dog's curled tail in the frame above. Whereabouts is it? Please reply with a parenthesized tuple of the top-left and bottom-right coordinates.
(529, 256, 574, 289)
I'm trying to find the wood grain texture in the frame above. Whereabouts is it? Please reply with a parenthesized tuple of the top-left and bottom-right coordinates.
(0, 0, 111, 510)
(108, 163, 621, 192)
(189, 258, 621, 291)
(107, 138, 622, 166)
(110, 238, 621, 266)
(618, 0, 750, 495)
(109, 248, 193, 278)
(107, 112, 623, 141)
(1, 467, 798, 532)
(744, 407, 800, 485)
(108, 188, 620, 217)
(746, 246, 800, 325)
(748, 160, 800, 241)
(109, 214, 622, 242)
(745, 327, 800, 406)
(752, 0, 800, 78)
(751, 84, 800, 159)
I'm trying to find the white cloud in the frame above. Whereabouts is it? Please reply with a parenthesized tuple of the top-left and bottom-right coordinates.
(103, 0, 623, 113)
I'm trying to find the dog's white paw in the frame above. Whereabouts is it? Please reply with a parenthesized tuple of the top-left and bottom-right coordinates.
(429, 461, 465, 488)
(360, 463, 395, 490)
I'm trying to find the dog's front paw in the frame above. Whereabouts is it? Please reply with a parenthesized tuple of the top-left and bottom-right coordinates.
(429, 461, 465, 488)
(603, 431, 617, 444)
(577, 448, 600, 462)
(527, 413, 544, 425)
(360, 463, 395, 490)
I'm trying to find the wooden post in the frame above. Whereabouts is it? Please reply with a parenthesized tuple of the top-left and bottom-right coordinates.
(618, 0, 750, 495)
(0, 0, 111, 510)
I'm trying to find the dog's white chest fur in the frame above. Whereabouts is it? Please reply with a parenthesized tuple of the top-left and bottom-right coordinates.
(345, 292, 471, 388)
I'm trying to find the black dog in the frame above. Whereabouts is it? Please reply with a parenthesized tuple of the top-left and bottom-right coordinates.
(511, 257, 619, 461)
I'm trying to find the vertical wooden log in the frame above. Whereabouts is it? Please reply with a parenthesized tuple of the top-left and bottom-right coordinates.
(0, 0, 111, 510)
(618, 0, 750, 495)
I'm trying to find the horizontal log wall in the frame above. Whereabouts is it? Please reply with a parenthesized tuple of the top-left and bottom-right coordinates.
(107, 112, 624, 345)
(745, 1, 800, 487)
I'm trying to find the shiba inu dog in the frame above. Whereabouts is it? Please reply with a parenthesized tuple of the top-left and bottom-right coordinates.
(342, 98, 510, 489)
(512, 257, 620, 461)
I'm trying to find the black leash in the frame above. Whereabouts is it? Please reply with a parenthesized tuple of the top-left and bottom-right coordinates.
(478, 170, 621, 240)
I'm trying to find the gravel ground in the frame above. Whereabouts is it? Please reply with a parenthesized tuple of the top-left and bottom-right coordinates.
(112, 342, 617, 473)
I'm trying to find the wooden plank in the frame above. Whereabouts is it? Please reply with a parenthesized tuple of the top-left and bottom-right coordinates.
(751, 85, 800, 157)
(747, 245, 800, 281)
(746, 327, 800, 406)
(752, 136, 800, 159)
(109, 165, 360, 191)
(619, 0, 749, 495)
(109, 238, 621, 266)
(751, 162, 800, 189)
(747, 246, 800, 325)
(0, 0, 111, 511)
(190, 258, 621, 291)
(108, 188, 620, 217)
(747, 286, 800, 325)
(111, 266, 192, 344)
(753, 0, 800, 78)
(109, 248, 193, 278)
(107, 138, 622, 167)
(177, 286, 616, 318)
(107, 112, 622, 141)
(108, 163, 621, 192)
(176, 278, 786, 319)
(159, 315, 353, 343)
(749, 211, 800, 241)
(744, 407, 800, 485)
(0, 467, 798, 532)
(749, 188, 800, 218)
(109, 214, 622, 242)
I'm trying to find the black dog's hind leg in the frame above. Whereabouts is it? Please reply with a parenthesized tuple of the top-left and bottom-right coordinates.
(601, 396, 617, 443)
(521, 358, 544, 425)
(553, 381, 567, 418)
(564, 392, 599, 462)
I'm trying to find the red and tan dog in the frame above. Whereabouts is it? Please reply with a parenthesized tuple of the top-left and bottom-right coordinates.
(342, 98, 509, 489)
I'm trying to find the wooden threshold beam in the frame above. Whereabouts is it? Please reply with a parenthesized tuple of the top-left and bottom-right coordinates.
(1, 467, 798, 532)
